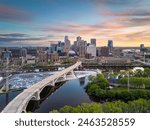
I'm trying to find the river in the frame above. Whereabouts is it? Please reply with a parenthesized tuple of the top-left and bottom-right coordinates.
(0, 72, 93, 113)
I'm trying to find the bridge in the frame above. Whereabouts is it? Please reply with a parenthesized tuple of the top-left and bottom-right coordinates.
(2, 61, 82, 113)
(133, 60, 150, 66)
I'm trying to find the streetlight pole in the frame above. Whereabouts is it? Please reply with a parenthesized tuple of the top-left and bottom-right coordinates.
(127, 71, 130, 92)
(144, 52, 146, 63)
(5, 57, 9, 92)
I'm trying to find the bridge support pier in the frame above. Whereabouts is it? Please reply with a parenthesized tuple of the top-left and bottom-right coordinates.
(31, 91, 41, 101)
(22, 109, 27, 113)
(35, 91, 40, 100)
(51, 80, 55, 86)
(70, 70, 77, 78)
(63, 74, 67, 79)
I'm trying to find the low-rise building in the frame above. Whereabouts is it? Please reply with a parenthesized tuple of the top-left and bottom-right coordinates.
(26, 55, 36, 64)
(101, 47, 109, 57)
(99, 57, 131, 65)
(37, 50, 48, 64)
(87, 44, 96, 57)
(59, 56, 79, 64)
(50, 53, 59, 63)
(81, 57, 98, 64)
(1, 50, 12, 61)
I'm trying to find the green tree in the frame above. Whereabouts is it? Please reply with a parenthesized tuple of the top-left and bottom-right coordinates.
(103, 102, 123, 113)
(50, 99, 150, 113)
(88, 74, 109, 90)
(119, 77, 150, 89)
(86, 84, 99, 96)
(51, 110, 59, 113)
(48, 60, 51, 65)
(143, 68, 150, 77)
(73, 103, 103, 113)
(128, 99, 150, 113)
(133, 69, 144, 77)
(88, 75, 96, 82)
(59, 106, 74, 113)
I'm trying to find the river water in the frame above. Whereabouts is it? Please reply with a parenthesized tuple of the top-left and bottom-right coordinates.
(0, 72, 93, 112)
(35, 78, 92, 112)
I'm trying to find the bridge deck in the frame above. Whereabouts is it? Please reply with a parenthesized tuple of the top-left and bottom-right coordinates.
(2, 62, 81, 113)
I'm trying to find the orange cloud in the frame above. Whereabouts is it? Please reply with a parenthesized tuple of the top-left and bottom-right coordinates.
(40, 13, 150, 47)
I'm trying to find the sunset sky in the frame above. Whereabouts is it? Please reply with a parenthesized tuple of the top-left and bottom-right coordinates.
(0, 0, 150, 47)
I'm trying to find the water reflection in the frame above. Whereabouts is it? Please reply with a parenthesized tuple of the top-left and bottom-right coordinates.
(0, 78, 92, 113)
(0, 91, 23, 112)
(35, 78, 92, 113)
(26, 82, 66, 112)
(5, 93, 9, 106)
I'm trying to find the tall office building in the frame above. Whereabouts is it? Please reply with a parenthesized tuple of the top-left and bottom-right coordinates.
(50, 43, 57, 53)
(64, 36, 69, 43)
(76, 36, 82, 47)
(72, 36, 82, 54)
(108, 40, 113, 52)
(57, 41, 65, 53)
(91, 39, 96, 46)
(140, 44, 144, 52)
(71, 41, 77, 52)
(77, 36, 82, 42)
(63, 36, 71, 54)
(79, 40, 87, 58)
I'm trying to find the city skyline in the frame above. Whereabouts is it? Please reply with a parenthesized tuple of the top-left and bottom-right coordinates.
(0, 0, 150, 47)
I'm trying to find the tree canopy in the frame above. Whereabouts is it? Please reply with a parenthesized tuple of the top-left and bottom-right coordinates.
(51, 99, 150, 113)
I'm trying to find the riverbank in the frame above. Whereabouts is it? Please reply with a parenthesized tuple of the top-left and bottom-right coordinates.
(51, 98, 150, 113)
(50, 73, 150, 113)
